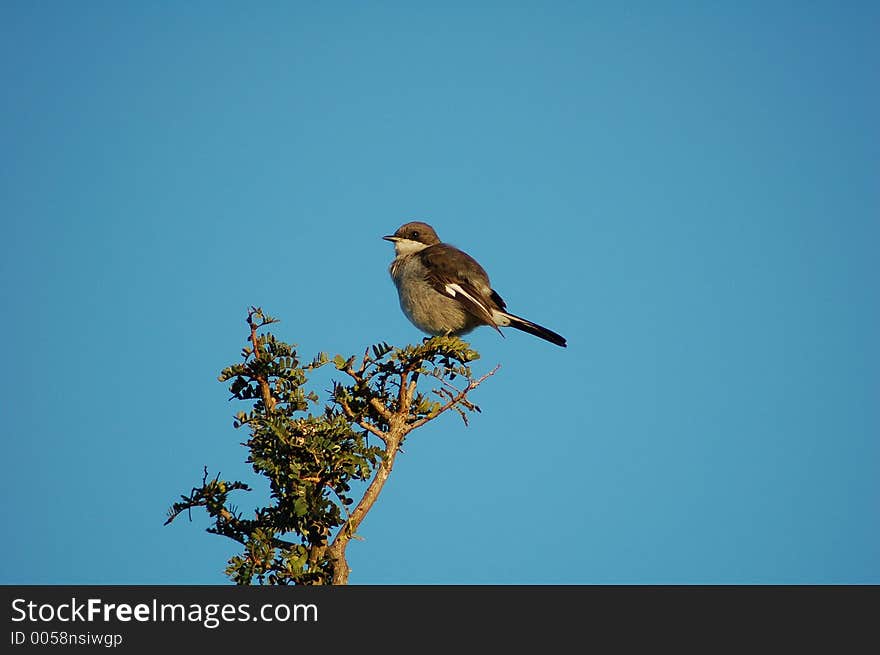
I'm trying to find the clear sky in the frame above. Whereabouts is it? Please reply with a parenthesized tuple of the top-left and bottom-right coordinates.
(1, 2, 877, 584)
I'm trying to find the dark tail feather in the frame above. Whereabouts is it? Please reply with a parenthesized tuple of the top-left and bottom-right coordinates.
(505, 313, 567, 348)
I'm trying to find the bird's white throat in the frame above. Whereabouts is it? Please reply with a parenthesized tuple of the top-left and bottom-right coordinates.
(392, 238, 429, 257)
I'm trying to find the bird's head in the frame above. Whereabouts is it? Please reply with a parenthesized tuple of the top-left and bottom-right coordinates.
(383, 221, 441, 255)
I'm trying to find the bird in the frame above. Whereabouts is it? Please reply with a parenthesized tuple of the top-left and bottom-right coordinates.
(383, 221, 567, 347)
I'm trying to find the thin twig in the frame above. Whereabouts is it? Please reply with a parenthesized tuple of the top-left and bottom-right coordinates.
(408, 364, 500, 431)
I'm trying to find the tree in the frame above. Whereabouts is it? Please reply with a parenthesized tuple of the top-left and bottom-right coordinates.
(165, 308, 497, 584)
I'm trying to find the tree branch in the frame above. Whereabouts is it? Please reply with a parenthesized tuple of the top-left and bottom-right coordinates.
(336, 394, 388, 442)
(247, 308, 277, 412)
(326, 422, 406, 584)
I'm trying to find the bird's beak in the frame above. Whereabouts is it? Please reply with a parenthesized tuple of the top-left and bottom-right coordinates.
(382, 235, 398, 242)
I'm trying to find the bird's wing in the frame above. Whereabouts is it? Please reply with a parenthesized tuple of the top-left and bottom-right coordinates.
(419, 244, 502, 330)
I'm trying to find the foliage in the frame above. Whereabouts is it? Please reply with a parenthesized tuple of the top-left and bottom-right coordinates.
(166, 308, 496, 584)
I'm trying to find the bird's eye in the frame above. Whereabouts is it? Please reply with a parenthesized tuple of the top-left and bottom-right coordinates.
(410, 230, 420, 239)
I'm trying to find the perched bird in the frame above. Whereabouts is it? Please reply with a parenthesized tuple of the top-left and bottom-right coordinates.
(383, 221, 567, 347)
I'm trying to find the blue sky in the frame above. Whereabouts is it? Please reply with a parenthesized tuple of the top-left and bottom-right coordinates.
(1, 2, 877, 584)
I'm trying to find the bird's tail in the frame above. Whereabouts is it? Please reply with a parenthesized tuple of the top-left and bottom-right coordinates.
(498, 311, 567, 348)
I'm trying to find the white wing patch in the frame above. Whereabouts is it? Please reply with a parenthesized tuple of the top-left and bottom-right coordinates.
(444, 282, 482, 306)
(445, 282, 500, 327)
